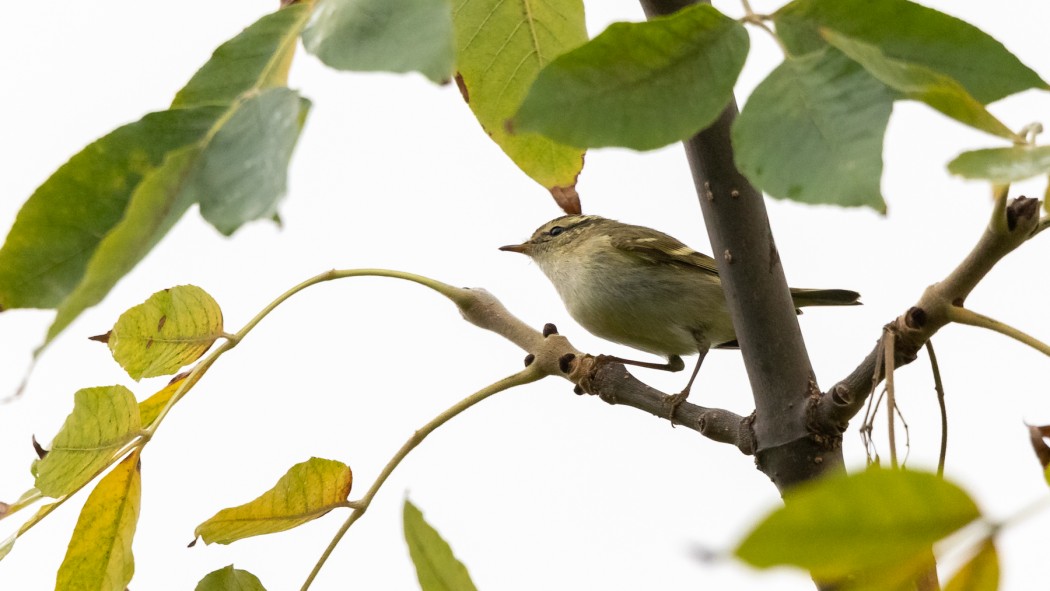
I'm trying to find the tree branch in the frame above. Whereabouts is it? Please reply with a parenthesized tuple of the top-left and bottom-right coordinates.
(452, 286, 754, 451)
(818, 195, 1042, 427)
(641, 0, 843, 493)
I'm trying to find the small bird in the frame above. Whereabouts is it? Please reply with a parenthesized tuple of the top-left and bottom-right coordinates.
(500, 214, 860, 412)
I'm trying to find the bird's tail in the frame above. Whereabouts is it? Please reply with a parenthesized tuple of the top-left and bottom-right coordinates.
(789, 288, 862, 307)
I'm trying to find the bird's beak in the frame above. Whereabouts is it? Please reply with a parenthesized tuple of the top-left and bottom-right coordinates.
(499, 243, 532, 255)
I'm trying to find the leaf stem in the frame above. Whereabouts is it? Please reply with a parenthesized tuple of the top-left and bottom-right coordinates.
(925, 341, 948, 477)
(300, 367, 544, 590)
(144, 269, 466, 436)
(946, 306, 1050, 356)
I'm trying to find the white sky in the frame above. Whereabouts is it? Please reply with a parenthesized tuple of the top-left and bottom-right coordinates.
(2, 1, 1049, 589)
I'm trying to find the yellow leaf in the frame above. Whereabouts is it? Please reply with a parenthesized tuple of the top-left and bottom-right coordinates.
(945, 539, 999, 591)
(35, 386, 141, 498)
(195, 458, 352, 545)
(109, 285, 223, 380)
(56, 450, 142, 591)
(452, 0, 587, 196)
(138, 372, 195, 428)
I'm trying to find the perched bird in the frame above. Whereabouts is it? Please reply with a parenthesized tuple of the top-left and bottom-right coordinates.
(500, 214, 860, 411)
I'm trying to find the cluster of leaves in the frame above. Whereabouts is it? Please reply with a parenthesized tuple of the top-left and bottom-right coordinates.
(2, 280, 1048, 589)
(3, 0, 1048, 355)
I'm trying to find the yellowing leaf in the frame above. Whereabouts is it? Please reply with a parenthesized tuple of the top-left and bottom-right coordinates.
(822, 30, 1015, 140)
(945, 539, 999, 591)
(35, 386, 141, 498)
(195, 458, 352, 545)
(56, 449, 142, 591)
(195, 565, 268, 591)
(404, 500, 478, 591)
(109, 285, 223, 380)
(736, 469, 980, 580)
(138, 372, 193, 428)
(452, 0, 587, 196)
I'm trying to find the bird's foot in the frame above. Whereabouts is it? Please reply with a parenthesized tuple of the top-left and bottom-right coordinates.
(664, 389, 690, 427)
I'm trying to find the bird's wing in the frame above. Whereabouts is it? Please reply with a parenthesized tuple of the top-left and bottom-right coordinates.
(611, 231, 720, 276)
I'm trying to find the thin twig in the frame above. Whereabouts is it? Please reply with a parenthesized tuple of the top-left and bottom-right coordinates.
(894, 398, 911, 468)
(926, 340, 948, 477)
(946, 306, 1050, 356)
(884, 329, 899, 469)
(301, 368, 544, 590)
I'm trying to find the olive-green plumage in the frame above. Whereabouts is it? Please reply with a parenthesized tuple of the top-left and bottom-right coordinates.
(501, 215, 859, 394)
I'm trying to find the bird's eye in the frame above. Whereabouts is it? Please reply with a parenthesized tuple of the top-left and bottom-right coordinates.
(548, 226, 565, 237)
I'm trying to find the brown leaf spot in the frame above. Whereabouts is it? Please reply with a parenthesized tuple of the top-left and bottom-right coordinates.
(1028, 424, 1050, 468)
(157, 315, 167, 332)
(550, 185, 581, 215)
(146, 338, 154, 350)
(88, 331, 112, 344)
(454, 72, 469, 103)
(168, 370, 191, 385)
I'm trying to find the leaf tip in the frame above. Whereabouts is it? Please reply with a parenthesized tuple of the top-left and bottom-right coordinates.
(550, 185, 582, 215)
(88, 331, 112, 344)
(32, 435, 47, 459)
(188, 536, 199, 548)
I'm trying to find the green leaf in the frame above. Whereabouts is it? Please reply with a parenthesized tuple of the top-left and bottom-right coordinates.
(2, 4, 313, 350)
(47, 147, 202, 342)
(945, 539, 999, 591)
(303, 0, 455, 83)
(34, 386, 141, 498)
(733, 48, 893, 210)
(196, 565, 268, 591)
(514, 4, 747, 151)
(735, 469, 980, 581)
(948, 146, 1050, 184)
(195, 457, 352, 545)
(0, 108, 222, 312)
(822, 30, 1015, 140)
(55, 449, 141, 591)
(773, 0, 1048, 103)
(193, 88, 311, 235)
(404, 500, 478, 591)
(108, 285, 223, 380)
(452, 0, 587, 195)
(173, 3, 313, 108)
